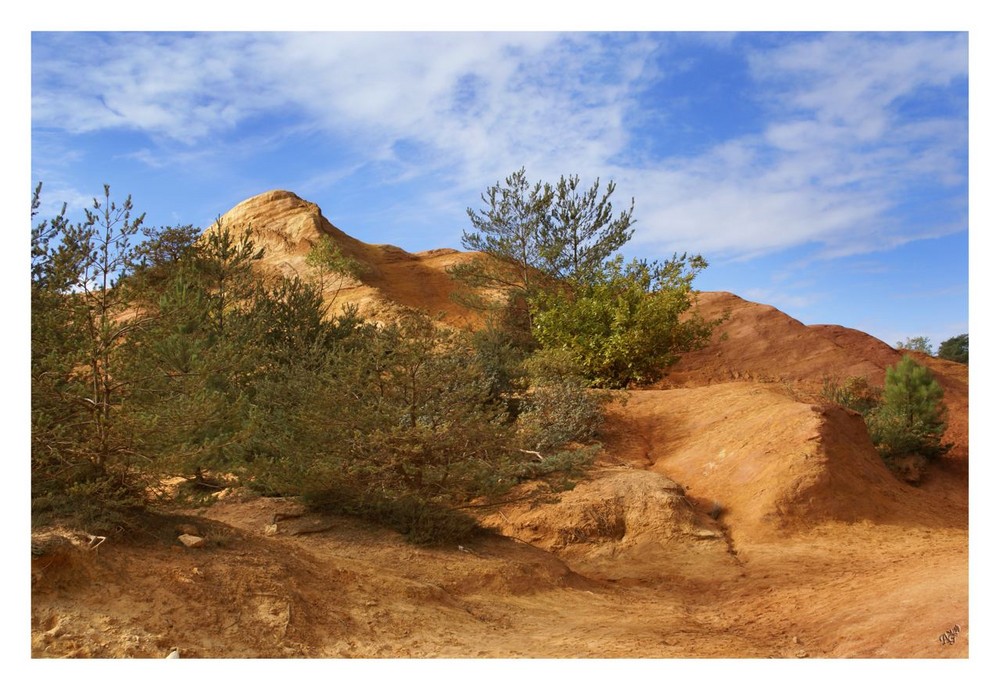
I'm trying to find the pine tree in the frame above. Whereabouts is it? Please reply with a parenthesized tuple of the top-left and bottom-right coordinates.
(883, 356, 946, 429)
(866, 355, 950, 459)
(938, 333, 968, 364)
(542, 174, 635, 285)
(31, 185, 151, 527)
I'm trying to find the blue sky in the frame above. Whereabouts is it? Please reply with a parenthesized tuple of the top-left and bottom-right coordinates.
(29, 29, 970, 349)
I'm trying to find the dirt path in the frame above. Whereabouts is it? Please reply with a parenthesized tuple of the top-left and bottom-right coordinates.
(31, 472, 968, 660)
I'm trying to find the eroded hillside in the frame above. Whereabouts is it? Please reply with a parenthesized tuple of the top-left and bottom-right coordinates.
(31, 191, 969, 659)
(214, 190, 483, 327)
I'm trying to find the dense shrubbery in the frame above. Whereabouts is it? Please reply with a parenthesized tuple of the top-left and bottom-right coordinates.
(870, 355, 951, 461)
(530, 255, 716, 387)
(820, 376, 882, 416)
(32, 182, 644, 542)
(896, 336, 934, 355)
(450, 169, 723, 388)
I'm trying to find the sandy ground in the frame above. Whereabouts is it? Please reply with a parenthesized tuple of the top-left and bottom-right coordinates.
(31, 386, 968, 660)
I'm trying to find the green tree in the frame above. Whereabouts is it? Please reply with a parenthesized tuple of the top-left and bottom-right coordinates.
(122, 264, 245, 485)
(274, 312, 524, 542)
(938, 333, 968, 364)
(31, 185, 152, 527)
(448, 168, 554, 333)
(455, 168, 553, 293)
(540, 174, 635, 285)
(867, 355, 950, 460)
(449, 169, 710, 386)
(896, 336, 933, 355)
(126, 224, 203, 296)
(199, 220, 264, 335)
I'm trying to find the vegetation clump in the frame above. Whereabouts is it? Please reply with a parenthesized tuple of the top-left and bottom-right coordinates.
(450, 168, 722, 388)
(822, 356, 950, 482)
(34, 175, 711, 542)
(937, 333, 968, 364)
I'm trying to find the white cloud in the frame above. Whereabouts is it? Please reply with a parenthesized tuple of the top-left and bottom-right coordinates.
(625, 33, 967, 261)
(32, 31, 967, 262)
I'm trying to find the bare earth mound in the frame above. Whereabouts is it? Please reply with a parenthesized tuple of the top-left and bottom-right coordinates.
(667, 291, 968, 467)
(215, 190, 482, 327)
(479, 469, 736, 583)
(602, 385, 931, 544)
(665, 291, 900, 389)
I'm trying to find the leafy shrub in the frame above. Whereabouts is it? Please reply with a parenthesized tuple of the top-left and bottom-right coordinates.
(31, 471, 146, 533)
(514, 348, 619, 451)
(517, 380, 611, 452)
(531, 255, 718, 388)
(865, 406, 950, 461)
(896, 336, 933, 354)
(820, 376, 882, 415)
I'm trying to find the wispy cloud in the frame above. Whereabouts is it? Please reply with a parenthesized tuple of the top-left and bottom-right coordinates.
(627, 33, 967, 261)
(31, 31, 967, 263)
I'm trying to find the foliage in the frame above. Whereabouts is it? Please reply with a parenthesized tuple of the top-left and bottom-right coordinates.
(248, 312, 517, 542)
(896, 336, 933, 355)
(867, 356, 950, 460)
(450, 168, 636, 335)
(31, 184, 153, 528)
(451, 169, 717, 388)
(820, 376, 882, 415)
(540, 174, 635, 285)
(305, 235, 365, 306)
(531, 254, 718, 387)
(821, 360, 951, 479)
(470, 321, 530, 418)
(517, 379, 612, 452)
(30, 180, 631, 542)
(454, 167, 554, 297)
(199, 220, 265, 335)
(516, 347, 621, 451)
(126, 224, 202, 294)
(345, 313, 516, 499)
(937, 333, 968, 364)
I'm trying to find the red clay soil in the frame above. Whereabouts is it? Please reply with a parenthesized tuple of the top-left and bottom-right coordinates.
(30, 191, 969, 659)
(666, 291, 969, 468)
(213, 190, 483, 328)
(664, 291, 900, 389)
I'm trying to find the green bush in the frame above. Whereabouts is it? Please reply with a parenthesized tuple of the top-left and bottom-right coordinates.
(31, 183, 619, 544)
(822, 358, 950, 477)
(896, 336, 933, 354)
(865, 406, 949, 461)
(869, 355, 950, 460)
(531, 255, 718, 388)
(517, 379, 611, 452)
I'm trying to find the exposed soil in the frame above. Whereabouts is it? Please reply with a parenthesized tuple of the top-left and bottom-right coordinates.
(30, 191, 969, 660)
(30, 382, 969, 659)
